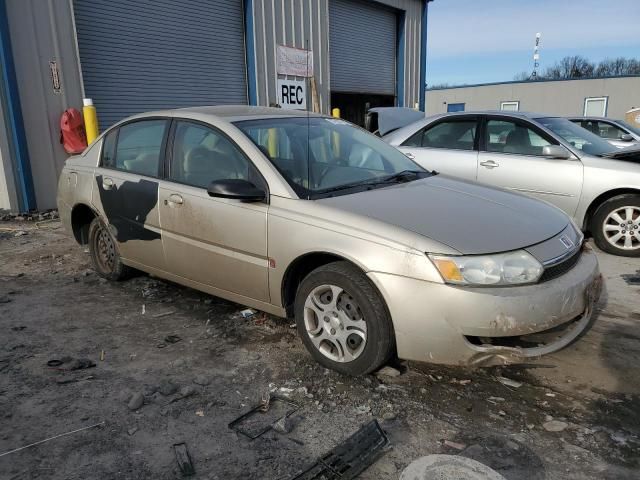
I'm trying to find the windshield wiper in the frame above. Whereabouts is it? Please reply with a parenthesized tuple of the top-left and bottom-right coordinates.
(314, 170, 429, 197)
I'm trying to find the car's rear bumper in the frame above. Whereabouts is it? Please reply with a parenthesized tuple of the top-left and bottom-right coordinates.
(368, 247, 601, 366)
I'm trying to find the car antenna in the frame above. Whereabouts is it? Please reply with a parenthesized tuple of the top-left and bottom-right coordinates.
(306, 39, 311, 200)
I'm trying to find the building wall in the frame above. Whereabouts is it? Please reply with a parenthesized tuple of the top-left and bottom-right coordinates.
(426, 76, 640, 119)
(5, 0, 84, 210)
(250, 0, 424, 113)
(0, 92, 18, 211)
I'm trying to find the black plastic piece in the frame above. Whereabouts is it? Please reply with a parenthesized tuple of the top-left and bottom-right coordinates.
(228, 396, 299, 440)
(207, 179, 265, 202)
(288, 420, 389, 480)
(174, 442, 195, 477)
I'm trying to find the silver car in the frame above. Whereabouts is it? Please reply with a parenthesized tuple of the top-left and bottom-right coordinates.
(57, 106, 601, 376)
(567, 116, 640, 149)
(384, 111, 640, 257)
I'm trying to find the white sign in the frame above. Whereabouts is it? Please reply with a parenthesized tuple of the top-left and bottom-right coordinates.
(277, 78, 306, 110)
(277, 45, 313, 77)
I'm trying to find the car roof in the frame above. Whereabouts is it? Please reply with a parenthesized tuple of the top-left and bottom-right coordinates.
(439, 110, 554, 120)
(565, 116, 620, 122)
(124, 105, 325, 123)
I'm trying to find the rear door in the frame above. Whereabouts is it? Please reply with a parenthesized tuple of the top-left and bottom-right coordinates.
(92, 119, 169, 270)
(397, 116, 479, 181)
(158, 120, 270, 302)
(477, 116, 583, 215)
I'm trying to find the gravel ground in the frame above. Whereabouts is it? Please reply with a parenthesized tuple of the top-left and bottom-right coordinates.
(0, 219, 639, 479)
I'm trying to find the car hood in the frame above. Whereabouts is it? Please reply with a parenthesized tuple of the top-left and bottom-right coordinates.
(600, 144, 640, 162)
(368, 107, 425, 136)
(317, 175, 569, 255)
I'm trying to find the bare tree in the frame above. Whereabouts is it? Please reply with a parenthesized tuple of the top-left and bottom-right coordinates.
(596, 57, 640, 76)
(514, 55, 640, 81)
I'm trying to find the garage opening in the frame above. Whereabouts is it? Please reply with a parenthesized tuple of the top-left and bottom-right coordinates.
(329, 0, 398, 126)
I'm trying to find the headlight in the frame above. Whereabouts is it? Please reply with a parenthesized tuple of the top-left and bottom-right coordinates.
(430, 250, 543, 286)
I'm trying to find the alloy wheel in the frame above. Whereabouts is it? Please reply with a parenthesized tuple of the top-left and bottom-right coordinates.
(603, 206, 640, 251)
(303, 284, 367, 363)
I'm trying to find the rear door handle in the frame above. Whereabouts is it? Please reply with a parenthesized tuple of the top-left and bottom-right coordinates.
(165, 193, 184, 207)
(102, 177, 115, 190)
(480, 160, 499, 169)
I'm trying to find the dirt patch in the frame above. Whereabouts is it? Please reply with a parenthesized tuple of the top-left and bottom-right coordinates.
(1, 221, 639, 479)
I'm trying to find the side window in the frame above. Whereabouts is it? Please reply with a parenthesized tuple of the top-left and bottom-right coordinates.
(101, 130, 117, 168)
(597, 121, 626, 140)
(114, 120, 167, 176)
(485, 119, 552, 156)
(170, 121, 256, 189)
(405, 120, 477, 151)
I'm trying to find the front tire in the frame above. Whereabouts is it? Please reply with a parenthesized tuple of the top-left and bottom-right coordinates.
(591, 194, 640, 257)
(294, 261, 395, 376)
(88, 217, 131, 280)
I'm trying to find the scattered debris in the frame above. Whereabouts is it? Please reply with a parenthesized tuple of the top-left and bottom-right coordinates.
(195, 410, 205, 417)
(487, 396, 505, 404)
(621, 271, 640, 285)
(128, 392, 144, 411)
(55, 375, 95, 385)
(47, 357, 96, 371)
(152, 310, 176, 318)
(158, 380, 179, 396)
(543, 420, 568, 432)
(375, 366, 402, 378)
(496, 376, 523, 389)
(173, 442, 196, 477)
(354, 405, 372, 415)
(164, 335, 182, 344)
(450, 378, 471, 385)
(240, 308, 257, 318)
(442, 439, 466, 450)
(141, 304, 146, 315)
(228, 396, 299, 440)
(0, 297, 12, 304)
(0, 421, 105, 458)
(272, 415, 294, 434)
(13, 230, 28, 237)
(193, 375, 210, 386)
(100, 350, 105, 361)
(289, 420, 389, 480)
(127, 427, 138, 436)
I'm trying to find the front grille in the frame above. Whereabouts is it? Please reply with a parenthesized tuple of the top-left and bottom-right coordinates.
(538, 249, 582, 283)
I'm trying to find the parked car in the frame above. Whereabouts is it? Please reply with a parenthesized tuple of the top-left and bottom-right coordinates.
(383, 111, 640, 257)
(58, 106, 601, 376)
(567, 116, 640, 149)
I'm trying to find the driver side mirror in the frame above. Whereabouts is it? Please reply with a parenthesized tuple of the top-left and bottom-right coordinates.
(542, 145, 572, 159)
(207, 179, 266, 202)
(620, 133, 634, 142)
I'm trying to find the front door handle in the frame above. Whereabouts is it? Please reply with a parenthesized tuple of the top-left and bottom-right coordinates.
(480, 160, 499, 169)
(165, 193, 184, 207)
(102, 177, 115, 190)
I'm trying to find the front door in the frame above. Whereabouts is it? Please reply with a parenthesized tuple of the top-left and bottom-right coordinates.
(397, 116, 479, 181)
(477, 117, 583, 216)
(158, 120, 270, 302)
(92, 119, 169, 270)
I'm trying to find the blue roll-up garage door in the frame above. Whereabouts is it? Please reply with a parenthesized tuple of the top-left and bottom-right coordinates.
(329, 0, 397, 95)
(73, 0, 247, 129)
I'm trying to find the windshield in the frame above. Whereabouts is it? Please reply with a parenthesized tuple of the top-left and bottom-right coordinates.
(234, 117, 428, 198)
(535, 117, 616, 156)
(619, 120, 640, 137)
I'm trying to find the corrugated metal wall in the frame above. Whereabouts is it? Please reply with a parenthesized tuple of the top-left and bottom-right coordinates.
(251, 0, 331, 113)
(329, 0, 396, 95)
(5, 0, 84, 210)
(73, 0, 248, 128)
(250, 0, 423, 113)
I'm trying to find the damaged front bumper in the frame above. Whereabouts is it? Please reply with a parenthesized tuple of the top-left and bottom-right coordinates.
(368, 247, 601, 366)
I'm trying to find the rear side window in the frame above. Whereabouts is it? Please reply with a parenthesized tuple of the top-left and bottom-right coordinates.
(101, 130, 117, 168)
(113, 120, 167, 177)
(403, 120, 477, 151)
(485, 119, 552, 155)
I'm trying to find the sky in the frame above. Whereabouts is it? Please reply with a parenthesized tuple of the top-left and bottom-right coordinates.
(426, 0, 640, 86)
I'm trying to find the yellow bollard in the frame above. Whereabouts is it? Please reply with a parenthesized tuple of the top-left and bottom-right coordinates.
(331, 108, 341, 158)
(331, 108, 340, 118)
(83, 98, 99, 144)
(267, 128, 278, 158)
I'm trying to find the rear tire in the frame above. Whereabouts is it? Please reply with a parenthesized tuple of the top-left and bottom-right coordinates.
(294, 261, 395, 376)
(88, 217, 131, 280)
(591, 194, 640, 257)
